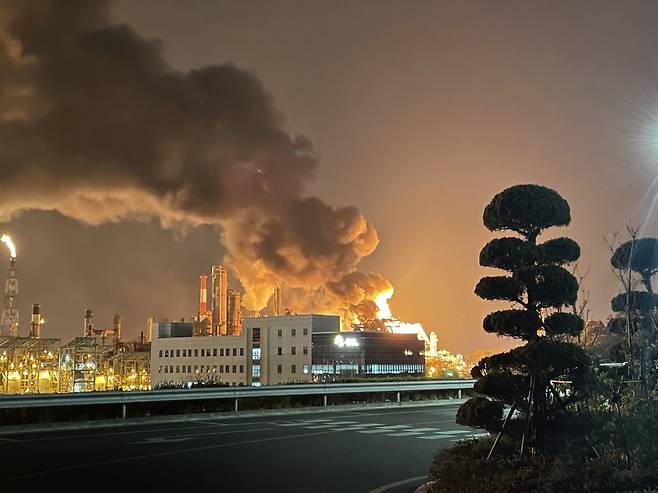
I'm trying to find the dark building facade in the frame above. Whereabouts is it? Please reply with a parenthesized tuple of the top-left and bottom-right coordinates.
(311, 331, 424, 379)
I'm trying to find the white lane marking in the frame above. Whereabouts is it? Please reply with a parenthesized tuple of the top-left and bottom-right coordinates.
(357, 429, 394, 434)
(0, 429, 344, 483)
(366, 475, 428, 493)
(5, 422, 233, 443)
(128, 427, 273, 444)
(131, 437, 194, 445)
(303, 424, 339, 429)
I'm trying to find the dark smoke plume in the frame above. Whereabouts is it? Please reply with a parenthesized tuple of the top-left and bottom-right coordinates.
(0, 0, 385, 313)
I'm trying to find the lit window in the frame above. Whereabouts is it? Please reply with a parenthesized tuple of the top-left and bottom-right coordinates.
(303, 365, 309, 374)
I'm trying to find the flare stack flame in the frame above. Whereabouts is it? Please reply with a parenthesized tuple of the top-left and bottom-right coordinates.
(1, 235, 16, 259)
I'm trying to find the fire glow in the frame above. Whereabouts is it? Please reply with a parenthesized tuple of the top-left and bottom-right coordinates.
(1, 234, 16, 259)
(370, 287, 430, 345)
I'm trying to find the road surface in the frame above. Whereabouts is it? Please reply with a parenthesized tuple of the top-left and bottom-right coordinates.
(0, 402, 483, 492)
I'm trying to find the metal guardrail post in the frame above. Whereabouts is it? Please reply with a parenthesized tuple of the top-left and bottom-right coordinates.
(121, 403, 126, 419)
(396, 391, 400, 403)
(323, 394, 327, 407)
(458, 389, 462, 399)
(234, 398, 238, 413)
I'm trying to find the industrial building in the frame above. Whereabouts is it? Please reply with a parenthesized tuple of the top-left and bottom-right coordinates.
(311, 330, 425, 380)
(150, 314, 337, 387)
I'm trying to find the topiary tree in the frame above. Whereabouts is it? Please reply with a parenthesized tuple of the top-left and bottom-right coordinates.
(457, 184, 593, 456)
(609, 236, 658, 390)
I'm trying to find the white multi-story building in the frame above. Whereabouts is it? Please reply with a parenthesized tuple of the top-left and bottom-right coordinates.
(150, 314, 339, 387)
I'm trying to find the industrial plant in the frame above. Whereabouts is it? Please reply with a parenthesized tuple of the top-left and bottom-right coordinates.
(0, 234, 150, 394)
(0, 242, 466, 395)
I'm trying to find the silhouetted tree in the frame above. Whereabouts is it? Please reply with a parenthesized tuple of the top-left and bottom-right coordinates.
(457, 184, 593, 456)
(609, 236, 658, 390)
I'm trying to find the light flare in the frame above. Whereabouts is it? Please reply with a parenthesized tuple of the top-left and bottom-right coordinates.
(0, 234, 16, 258)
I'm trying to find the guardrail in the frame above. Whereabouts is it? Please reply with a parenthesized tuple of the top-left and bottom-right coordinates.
(0, 379, 475, 413)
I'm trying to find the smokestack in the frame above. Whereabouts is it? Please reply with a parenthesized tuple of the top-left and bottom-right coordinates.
(84, 309, 94, 337)
(145, 316, 155, 343)
(199, 274, 208, 315)
(227, 289, 242, 335)
(1, 254, 19, 337)
(211, 265, 228, 336)
(273, 284, 282, 316)
(30, 304, 41, 338)
(113, 313, 122, 342)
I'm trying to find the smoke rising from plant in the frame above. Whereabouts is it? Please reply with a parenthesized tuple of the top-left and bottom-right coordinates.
(0, 0, 387, 315)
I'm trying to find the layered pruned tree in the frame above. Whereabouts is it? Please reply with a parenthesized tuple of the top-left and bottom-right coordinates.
(457, 184, 593, 456)
(609, 234, 658, 390)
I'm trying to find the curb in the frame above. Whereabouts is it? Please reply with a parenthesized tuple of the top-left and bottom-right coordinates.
(0, 398, 466, 436)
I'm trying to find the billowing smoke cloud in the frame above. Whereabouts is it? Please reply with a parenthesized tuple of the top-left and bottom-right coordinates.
(0, 0, 387, 315)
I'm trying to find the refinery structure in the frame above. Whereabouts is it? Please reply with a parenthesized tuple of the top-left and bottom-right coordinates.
(0, 237, 466, 395)
(0, 235, 150, 394)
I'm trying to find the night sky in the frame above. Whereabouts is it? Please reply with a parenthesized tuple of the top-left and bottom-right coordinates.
(2, 0, 658, 354)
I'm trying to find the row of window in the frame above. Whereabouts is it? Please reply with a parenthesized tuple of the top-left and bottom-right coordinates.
(159, 347, 244, 358)
(159, 364, 244, 374)
(276, 364, 309, 374)
(275, 328, 309, 337)
(276, 346, 308, 356)
(311, 364, 424, 375)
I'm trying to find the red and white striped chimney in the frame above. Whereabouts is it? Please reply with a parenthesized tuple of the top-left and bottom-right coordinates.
(199, 274, 208, 315)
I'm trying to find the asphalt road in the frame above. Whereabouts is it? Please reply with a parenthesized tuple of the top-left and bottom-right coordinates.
(0, 402, 483, 492)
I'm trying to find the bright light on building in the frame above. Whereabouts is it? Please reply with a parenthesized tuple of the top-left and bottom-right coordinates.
(333, 334, 359, 348)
